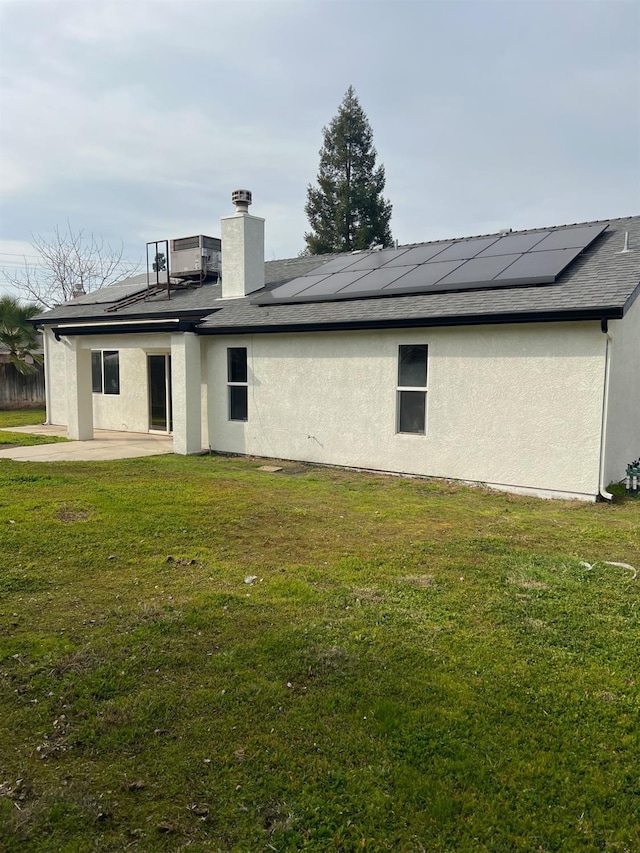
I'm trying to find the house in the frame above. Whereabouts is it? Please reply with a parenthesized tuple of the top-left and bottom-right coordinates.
(34, 192, 639, 501)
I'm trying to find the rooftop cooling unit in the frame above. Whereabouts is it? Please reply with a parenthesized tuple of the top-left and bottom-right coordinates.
(170, 235, 221, 279)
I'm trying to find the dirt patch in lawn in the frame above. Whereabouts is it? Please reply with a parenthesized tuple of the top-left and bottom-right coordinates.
(56, 504, 90, 523)
(402, 574, 435, 589)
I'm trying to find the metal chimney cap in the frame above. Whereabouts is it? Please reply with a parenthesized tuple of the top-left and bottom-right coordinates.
(232, 189, 252, 213)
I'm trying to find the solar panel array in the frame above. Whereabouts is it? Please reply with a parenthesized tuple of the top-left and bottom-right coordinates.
(67, 276, 152, 305)
(255, 223, 608, 306)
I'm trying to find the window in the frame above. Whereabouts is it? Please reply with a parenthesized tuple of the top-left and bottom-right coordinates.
(227, 347, 248, 421)
(397, 345, 427, 434)
(91, 351, 103, 393)
(91, 350, 120, 395)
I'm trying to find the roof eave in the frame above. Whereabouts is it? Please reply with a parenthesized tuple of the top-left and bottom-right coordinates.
(621, 280, 640, 314)
(198, 306, 625, 336)
(35, 308, 212, 328)
(48, 318, 200, 338)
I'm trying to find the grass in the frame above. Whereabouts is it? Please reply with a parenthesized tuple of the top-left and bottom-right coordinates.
(0, 411, 638, 852)
(0, 409, 68, 447)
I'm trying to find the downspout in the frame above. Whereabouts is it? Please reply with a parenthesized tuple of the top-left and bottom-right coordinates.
(598, 318, 613, 501)
(43, 327, 52, 425)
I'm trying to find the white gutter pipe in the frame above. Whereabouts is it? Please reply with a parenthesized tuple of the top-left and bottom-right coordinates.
(43, 328, 52, 424)
(598, 321, 613, 502)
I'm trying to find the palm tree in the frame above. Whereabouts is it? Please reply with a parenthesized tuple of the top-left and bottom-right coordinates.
(0, 296, 43, 375)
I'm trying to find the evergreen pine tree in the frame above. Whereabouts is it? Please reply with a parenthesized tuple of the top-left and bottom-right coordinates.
(304, 86, 393, 254)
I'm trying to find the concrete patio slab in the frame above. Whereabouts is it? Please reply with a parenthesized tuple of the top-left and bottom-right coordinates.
(0, 425, 173, 462)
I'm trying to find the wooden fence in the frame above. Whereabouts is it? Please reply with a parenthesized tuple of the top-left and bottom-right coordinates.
(0, 360, 46, 409)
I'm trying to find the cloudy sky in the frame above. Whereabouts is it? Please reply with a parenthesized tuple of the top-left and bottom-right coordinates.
(1, 0, 638, 299)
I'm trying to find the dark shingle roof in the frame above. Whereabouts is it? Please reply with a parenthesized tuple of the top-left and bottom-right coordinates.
(33, 255, 331, 324)
(35, 216, 640, 332)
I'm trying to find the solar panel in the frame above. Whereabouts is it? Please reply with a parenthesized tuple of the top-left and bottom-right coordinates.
(301, 254, 361, 274)
(264, 273, 331, 299)
(295, 269, 368, 296)
(68, 278, 150, 305)
(339, 266, 417, 293)
(383, 260, 466, 290)
(433, 236, 500, 261)
(493, 247, 583, 283)
(382, 243, 454, 267)
(347, 247, 412, 271)
(530, 223, 608, 252)
(435, 254, 522, 286)
(476, 231, 550, 256)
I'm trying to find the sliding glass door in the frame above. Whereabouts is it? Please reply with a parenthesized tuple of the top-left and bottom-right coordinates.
(148, 354, 172, 432)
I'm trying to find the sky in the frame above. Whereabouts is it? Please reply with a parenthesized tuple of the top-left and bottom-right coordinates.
(0, 0, 639, 300)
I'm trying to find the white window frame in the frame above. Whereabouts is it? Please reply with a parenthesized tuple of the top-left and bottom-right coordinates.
(396, 344, 428, 435)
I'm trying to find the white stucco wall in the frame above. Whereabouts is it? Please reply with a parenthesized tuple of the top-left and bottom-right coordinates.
(605, 295, 640, 486)
(44, 320, 611, 498)
(44, 330, 173, 433)
(44, 328, 70, 427)
(204, 322, 607, 499)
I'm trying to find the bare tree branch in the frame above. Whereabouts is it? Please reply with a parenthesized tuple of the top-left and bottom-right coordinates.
(2, 223, 141, 309)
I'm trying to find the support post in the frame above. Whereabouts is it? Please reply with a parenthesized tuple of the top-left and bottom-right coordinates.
(65, 339, 94, 440)
(171, 332, 202, 455)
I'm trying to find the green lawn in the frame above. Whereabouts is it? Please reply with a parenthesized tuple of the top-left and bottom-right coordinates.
(0, 409, 68, 447)
(0, 412, 638, 852)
